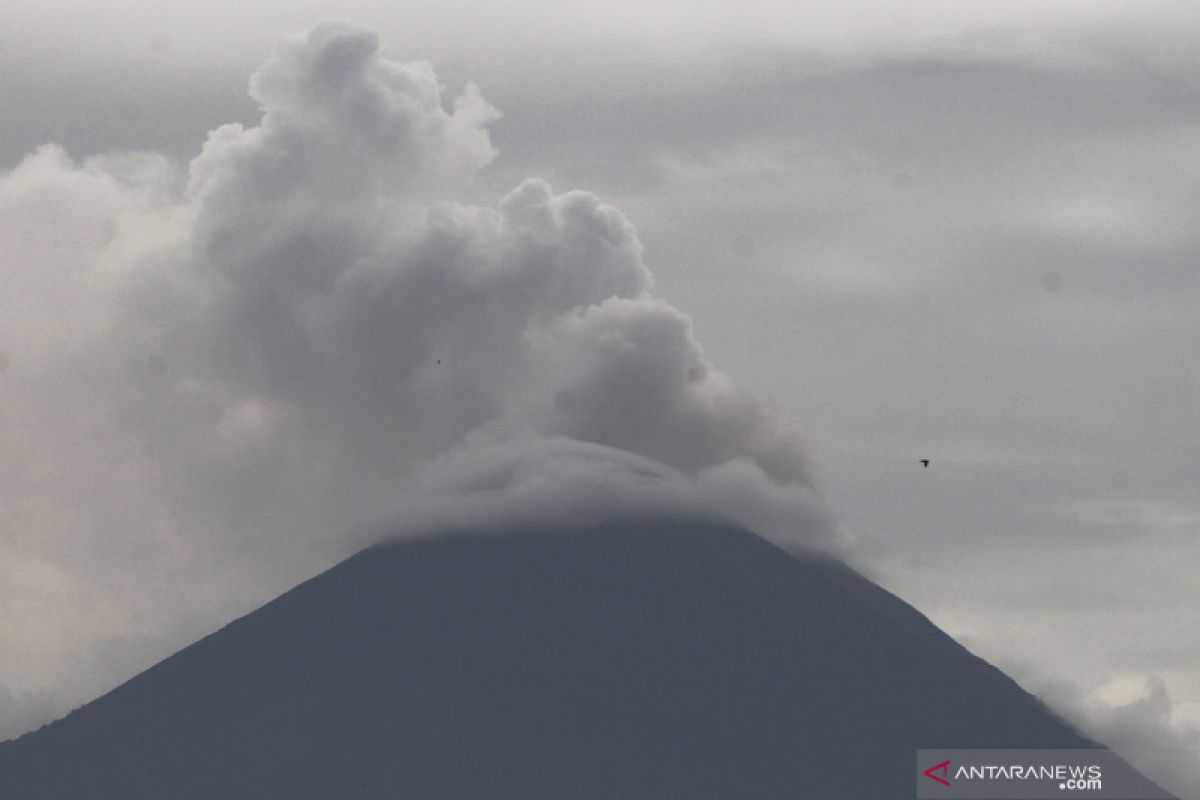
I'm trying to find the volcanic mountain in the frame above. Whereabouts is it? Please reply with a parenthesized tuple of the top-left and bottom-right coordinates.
(0, 519, 1167, 798)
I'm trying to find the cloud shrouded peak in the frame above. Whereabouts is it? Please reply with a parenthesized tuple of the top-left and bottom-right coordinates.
(0, 21, 829, 733)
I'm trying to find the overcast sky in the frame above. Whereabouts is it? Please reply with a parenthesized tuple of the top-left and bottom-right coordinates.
(2, 2, 1198, 794)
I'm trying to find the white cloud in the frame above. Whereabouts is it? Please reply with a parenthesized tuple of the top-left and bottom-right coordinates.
(1032, 675, 1200, 800)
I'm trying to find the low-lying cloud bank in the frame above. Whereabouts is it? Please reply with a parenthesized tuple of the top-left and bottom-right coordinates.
(0, 22, 834, 733)
(1028, 674, 1200, 799)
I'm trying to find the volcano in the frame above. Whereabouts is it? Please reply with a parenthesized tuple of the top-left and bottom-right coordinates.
(0, 519, 1163, 797)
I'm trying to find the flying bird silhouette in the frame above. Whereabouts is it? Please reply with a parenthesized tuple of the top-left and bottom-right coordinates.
(920, 459, 930, 468)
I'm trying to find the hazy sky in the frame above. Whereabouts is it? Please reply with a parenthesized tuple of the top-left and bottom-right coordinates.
(2, 2, 1198, 793)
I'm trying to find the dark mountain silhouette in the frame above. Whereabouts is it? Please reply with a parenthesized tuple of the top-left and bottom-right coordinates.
(0, 518, 1165, 798)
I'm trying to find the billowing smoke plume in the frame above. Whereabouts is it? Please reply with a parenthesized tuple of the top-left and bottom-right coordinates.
(0, 22, 833, 732)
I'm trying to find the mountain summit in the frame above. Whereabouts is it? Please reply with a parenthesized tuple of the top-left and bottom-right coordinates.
(0, 519, 1150, 797)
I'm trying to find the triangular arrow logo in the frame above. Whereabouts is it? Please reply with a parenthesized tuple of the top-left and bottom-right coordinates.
(923, 759, 951, 787)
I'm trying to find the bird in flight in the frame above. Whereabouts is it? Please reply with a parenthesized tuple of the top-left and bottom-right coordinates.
(920, 459, 930, 468)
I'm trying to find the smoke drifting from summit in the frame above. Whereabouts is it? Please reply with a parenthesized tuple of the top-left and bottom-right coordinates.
(0, 22, 831, 731)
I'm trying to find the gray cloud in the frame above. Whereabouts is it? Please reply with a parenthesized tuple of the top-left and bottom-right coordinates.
(1021, 674, 1200, 800)
(0, 22, 831, 736)
(0, 685, 57, 741)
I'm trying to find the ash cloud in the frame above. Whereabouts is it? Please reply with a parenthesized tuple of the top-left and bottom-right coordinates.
(0, 22, 831, 733)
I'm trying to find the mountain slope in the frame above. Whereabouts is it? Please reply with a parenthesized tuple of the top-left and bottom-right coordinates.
(0, 519, 1139, 798)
